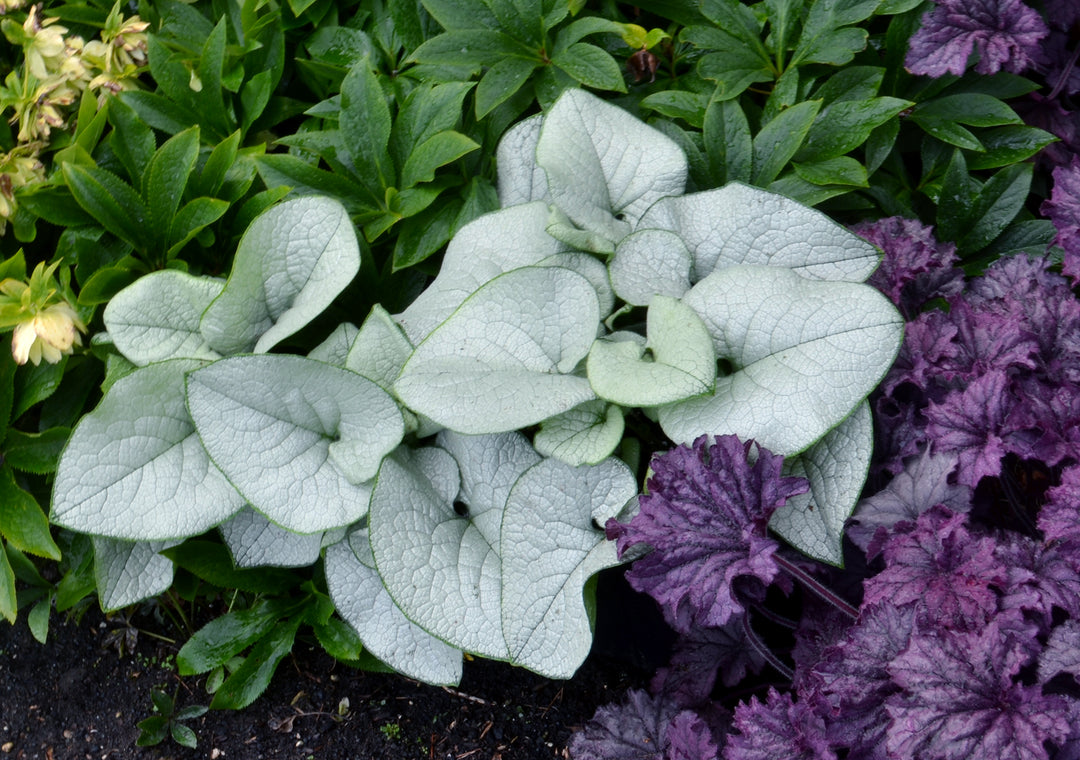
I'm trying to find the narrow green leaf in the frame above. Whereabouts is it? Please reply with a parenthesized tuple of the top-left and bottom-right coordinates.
(958, 162, 1033, 254)
(752, 100, 822, 186)
(178, 599, 294, 674)
(211, 617, 301, 710)
(118, 91, 195, 135)
(476, 57, 540, 118)
(909, 115, 984, 151)
(390, 82, 475, 171)
(704, 98, 752, 184)
(340, 59, 396, 195)
(401, 131, 480, 188)
(61, 164, 150, 251)
(0, 467, 60, 560)
(240, 70, 274, 136)
(421, 0, 501, 30)
(0, 545, 17, 624)
(145, 126, 200, 233)
(106, 97, 156, 185)
(254, 154, 374, 210)
(167, 198, 231, 257)
(640, 90, 710, 128)
(935, 149, 971, 243)
(163, 541, 300, 594)
(75, 264, 142, 307)
(966, 125, 1058, 170)
(794, 96, 912, 162)
(552, 43, 627, 92)
(911, 93, 1022, 128)
(312, 615, 365, 662)
(409, 30, 533, 66)
(792, 156, 869, 186)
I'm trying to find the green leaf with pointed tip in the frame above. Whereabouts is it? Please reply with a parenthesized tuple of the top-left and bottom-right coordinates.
(144, 127, 200, 234)
(92, 536, 177, 611)
(535, 88, 687, 243)
(588, 296, 716, 407)
(638, 182, 881, 282)
(400, 131, 480, 188)
(395, 266, 599, 434)
(660, 265, 902, 455)
(177, 598, 295, 675)
(325, 529, 463, 685)
(187, 355, 403, 533)
(199, 196, 361, 355)
(534, 401, 624, 466)
(0, 467, 60, 559)
(752, 101, 822, 186)
(52, 359, 246, 541)
(770, 401, 872, 565)
(500, 456, 635, 677)
(210, 617, 301, 710)
(104, 271, 225, 366)
(62, 163, 151, 252)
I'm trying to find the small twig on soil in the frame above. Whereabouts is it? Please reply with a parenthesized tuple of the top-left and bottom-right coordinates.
(441, 686, 493, 705)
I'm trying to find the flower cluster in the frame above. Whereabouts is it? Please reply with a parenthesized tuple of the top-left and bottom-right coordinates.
(0, 259, 86, 365)
(0, 2, 149, 231)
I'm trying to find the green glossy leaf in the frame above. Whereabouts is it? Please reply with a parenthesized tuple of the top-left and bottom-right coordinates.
(62, 163, 150, 251)
(340, 59, 396, 194)
(794, 97, 911, 162)
(704, 97, 752, 184)
(211, 617, 301, 710)
(167, 197, 230, 257)
(145, 127, 200, 234)
(178, 598, 293, 674)
(911, 93, 1022, 128)
(752, 100, 822, 186)
(0, 467, 60, 559)
(3, 427, 70, 474)
(966, 125, 1057, 170)
(792, 156, 869, 186)
(958, 162, 1033, 253)
(476, 56, 540, 118)
(551, 43, 627, 92)
(0, 545, 15, 623)
(400, 131, 480, 188)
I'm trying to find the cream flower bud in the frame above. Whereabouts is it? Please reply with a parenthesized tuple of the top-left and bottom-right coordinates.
(10, 301, 85, 365)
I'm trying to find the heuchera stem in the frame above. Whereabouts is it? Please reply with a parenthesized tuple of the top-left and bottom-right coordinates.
(773, 553, 859, 621)
(742, 613, 795, 681)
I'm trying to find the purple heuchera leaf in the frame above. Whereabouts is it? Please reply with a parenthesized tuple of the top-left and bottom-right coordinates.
(995, 531, 1080, 626)
(790, 597, 855, 696)
(882, 310, 961, 394)
(862, 506, 1007, 632)
(1042, 157, 1080, 286)
(607, 435, 808, 633)
(924, 370, 1019, 488)
(666, 711, 721, 760)
(904, 0, 1048, 77)
(723, 689, 835, 760)
(1039, 619, 1080, 683)
(652, 614, 766, 706)
(848, 447, 970, 558)
(808, 603, 916, 760)
(885, 621, 1072, 760)
(853, 216, 963, 319)
(568, 690, 719, 760)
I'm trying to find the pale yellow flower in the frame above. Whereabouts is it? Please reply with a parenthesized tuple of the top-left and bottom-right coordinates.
(10, 301, 85, 365)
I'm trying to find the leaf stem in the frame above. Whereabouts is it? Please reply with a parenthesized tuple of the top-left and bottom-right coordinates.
(741, 612, 794, 681)
(773, 553, 858, 621)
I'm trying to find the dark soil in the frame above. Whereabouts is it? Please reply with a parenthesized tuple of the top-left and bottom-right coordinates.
(0, 572, 668, 760)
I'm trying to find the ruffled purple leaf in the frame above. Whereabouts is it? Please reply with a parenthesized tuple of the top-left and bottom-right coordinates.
(723, 689, 835, 760)
(882, 310, 961, 394)
(808, 602, 917, 759)
(925, 370, 1019, 488)
(863, 506, 1006, 632)
(848, 447, 970, 557)
(905, 0, 1048, 77)
(1039, 465, 1080, 552)
(1039, 619, 1080, 684)
(1043, 157, 1080, 286)
(885, 621, 1072, 760)
(569, 690, 720, 760)
(790, 597, 854, 695)
(608, 435, 808, 633)
(996, 532, 1080, 627)
(651, 614, 766, 706)
(853, 216, 963, 319)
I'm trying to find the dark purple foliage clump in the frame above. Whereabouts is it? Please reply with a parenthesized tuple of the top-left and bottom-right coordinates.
(904, 0, 1048, 77)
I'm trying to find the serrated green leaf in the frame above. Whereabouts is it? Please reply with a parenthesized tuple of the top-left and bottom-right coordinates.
(476, 56, 540, 118)
(106, 97, 157, 186)
(145, 127, 200, 234)
(167, 198, 230, 257)
(51, 359, 246, 541)
(3, 427, 70, 474)
(178, 598, 293, 674)
(200, 196, 361, 355)
(61, 163, 151, 252)
(187, 355, 403, 532)
(340, 59, 396, 195)
(552, 43, 627, 92)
